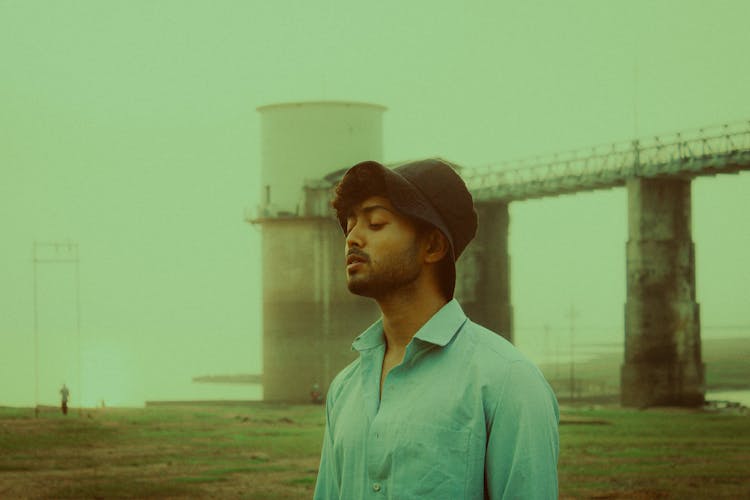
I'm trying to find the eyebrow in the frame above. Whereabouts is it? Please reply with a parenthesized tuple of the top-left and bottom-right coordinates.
(360, 204, 394, 215)
(348, 204, 394, 219)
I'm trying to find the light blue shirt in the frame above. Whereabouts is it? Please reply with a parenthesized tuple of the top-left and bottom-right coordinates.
(314, 299, 559, 499)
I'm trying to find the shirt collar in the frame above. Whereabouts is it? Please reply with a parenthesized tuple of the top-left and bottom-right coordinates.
(351, 299, 467, 352)
(351, 319, 386, 352)
(412, 298, 467, 347)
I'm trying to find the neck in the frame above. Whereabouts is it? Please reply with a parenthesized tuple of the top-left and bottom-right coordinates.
(377, 284, 448, 351)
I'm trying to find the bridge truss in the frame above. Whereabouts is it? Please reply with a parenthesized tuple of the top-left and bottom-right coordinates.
(463, 120, 750, 202)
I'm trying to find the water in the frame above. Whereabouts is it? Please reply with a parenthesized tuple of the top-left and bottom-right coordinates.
(706, 390, 750, 407)
(518, 340, 623, 367)
(77, 381, 264, 408)
(141, 382, 263, 405)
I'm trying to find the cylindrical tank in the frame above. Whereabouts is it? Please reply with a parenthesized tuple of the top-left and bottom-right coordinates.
(256, 101, 385, 402)
(257, 101, 387, 215)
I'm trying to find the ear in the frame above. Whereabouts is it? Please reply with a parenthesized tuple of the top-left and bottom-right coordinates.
(424, 229, 449, 264)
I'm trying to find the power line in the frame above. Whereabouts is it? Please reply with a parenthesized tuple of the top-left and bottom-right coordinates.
(32, 241, 82, 418)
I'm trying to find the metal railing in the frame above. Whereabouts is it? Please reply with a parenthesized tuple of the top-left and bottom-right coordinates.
(463, 120, 750, 201)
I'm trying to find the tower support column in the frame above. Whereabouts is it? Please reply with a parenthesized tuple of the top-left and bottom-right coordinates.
(460, 201, 512, 341)
(622, 177, 704, 407)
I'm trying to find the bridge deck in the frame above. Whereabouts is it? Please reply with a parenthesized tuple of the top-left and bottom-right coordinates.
(464, 121, 750, 202)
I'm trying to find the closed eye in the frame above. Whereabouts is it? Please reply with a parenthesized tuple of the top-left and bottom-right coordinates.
(345, 218, 356, 235)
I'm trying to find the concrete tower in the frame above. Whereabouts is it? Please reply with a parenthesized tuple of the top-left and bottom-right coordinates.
(252, 101, 385, 402)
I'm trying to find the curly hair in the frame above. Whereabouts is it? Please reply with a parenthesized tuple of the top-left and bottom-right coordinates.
(331, 162, 388, 226)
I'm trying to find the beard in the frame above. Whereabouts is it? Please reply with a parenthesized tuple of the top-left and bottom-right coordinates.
(347, 241, 422, 299)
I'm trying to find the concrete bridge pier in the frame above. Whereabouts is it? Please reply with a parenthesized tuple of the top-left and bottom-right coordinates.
(460, 201, 513, 342)
(622, 177, 705, 407)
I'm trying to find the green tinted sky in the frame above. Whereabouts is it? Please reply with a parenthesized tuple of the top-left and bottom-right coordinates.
(1, 0, 748, 406)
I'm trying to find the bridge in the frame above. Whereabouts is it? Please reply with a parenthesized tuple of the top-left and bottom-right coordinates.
(458, 120, 750, 407)
(251, 101, 749, 407)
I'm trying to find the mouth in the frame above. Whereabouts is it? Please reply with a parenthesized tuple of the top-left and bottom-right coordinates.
(346, 252, 369, 270)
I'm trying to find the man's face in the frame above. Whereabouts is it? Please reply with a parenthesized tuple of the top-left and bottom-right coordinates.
(344, 196, 423, 298)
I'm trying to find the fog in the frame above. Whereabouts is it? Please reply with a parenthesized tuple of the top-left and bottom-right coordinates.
(1, 1, 748, 407)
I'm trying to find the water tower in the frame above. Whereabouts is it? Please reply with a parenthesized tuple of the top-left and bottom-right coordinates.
(250, 101, 385, 402)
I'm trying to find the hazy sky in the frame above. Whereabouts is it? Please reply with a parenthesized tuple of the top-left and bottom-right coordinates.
(2, 1, 748, 406)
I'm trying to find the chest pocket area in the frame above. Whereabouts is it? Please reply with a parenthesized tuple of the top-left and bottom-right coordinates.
(392, 422, 473, 498)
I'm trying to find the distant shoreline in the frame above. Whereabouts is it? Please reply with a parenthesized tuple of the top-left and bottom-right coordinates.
(188, 338, 750, 395)
(145, 400, 263, 407)
(192, 374, 262, 384)
(540, 336, 750, 399)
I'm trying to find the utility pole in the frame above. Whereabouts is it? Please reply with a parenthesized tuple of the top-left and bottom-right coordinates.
(543, 323, 554, 378)
(553, 324, 560, 382)
(32, 241, 82, 417)
(566, 304, 579, 402)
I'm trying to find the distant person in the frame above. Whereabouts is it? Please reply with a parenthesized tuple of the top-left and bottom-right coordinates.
(310, 383, 323, 405)
(313, 159, 559, 499)
(60, 384, 70, 415)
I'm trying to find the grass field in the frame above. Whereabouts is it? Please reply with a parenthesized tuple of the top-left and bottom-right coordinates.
(1, 401, 748, 499)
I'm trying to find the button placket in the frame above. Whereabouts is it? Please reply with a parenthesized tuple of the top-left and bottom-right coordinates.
(366, 414, 386, 487)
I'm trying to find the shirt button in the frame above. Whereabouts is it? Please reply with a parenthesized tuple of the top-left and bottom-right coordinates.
(372, 482, 382, 492)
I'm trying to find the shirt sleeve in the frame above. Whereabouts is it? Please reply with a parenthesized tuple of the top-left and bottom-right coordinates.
(313, 387, 339, 499)
(485, 360, 560, 499)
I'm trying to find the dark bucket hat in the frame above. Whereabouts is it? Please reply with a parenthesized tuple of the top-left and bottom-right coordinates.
(336, 158, 478, 297)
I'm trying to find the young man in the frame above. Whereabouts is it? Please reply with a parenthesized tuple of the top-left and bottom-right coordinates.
(313, 159, 559, 499)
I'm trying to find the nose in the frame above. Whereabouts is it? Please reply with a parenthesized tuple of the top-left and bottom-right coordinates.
(346, 222, 364, 248)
